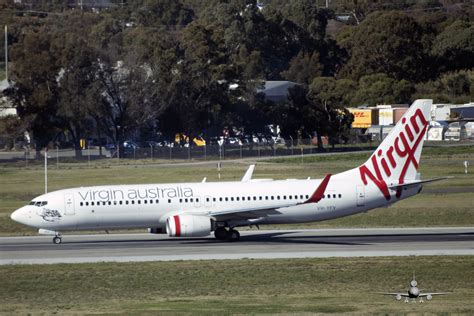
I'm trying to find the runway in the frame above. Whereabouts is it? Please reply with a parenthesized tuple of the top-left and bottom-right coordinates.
(1, 227, 473, 265)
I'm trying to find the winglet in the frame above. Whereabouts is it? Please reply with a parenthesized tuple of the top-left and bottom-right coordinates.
(241, 165, 256, 182)
(303, 174, 331, 204)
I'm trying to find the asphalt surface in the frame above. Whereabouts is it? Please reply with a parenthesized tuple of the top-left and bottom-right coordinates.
(1, 228, 473, 265)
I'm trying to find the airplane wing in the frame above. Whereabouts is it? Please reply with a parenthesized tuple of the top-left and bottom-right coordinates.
(388, 177, 448, 190)
(378, 292, 410, 297)
(208, 174, 331, 221)
(419, 292, 450, 297)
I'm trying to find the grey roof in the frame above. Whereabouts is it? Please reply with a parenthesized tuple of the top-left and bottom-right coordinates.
(257, 81, 297, 103)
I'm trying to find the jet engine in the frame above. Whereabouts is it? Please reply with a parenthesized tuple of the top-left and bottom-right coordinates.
(426, 294, 432, 301)
(166, 215, 213, 237)
(148, 227, 164, 234)
(396, 294, 402, 301)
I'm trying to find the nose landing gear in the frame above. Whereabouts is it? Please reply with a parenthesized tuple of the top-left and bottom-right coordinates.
(52, 234, 62, 244)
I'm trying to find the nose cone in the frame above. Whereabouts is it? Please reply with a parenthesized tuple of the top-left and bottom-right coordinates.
(10, 207, 29, 225)
(410, 287, 420, 297)
(11, 209, 21, 222)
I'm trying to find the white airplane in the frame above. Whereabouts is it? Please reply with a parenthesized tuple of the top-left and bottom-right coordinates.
(11, 99, 443, 244)
(381, 273, 449, 303)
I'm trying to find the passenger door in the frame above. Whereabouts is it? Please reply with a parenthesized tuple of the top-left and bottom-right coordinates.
(64, 193, 75, 215)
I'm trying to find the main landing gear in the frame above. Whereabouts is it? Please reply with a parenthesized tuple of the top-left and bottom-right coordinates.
(214, 227, 240, 242)
(52, 234, 62, 244)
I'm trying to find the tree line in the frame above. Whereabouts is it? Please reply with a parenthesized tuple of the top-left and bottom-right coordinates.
(0, 0, 472, 158)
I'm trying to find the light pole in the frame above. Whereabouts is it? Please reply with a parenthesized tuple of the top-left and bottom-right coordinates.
(44, 147, 48, 194)
(4, 25, 8, 81)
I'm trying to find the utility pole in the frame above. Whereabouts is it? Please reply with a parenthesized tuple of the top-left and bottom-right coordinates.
(4, 25, 7, 81)
(44, 148, 48, 194)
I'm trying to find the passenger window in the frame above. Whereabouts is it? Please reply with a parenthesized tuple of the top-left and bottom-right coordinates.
(220, 197, 223, 202)
(185, 199, 188, 203)
(119, 201, 122, 205)
(213, 198, 216, 202)
(179, 199, 183, 203)
(306, 195, 309, 199)
(327, 195, 330, 199)
(289, 196, 292, 200)
(277, 196, 280, 200)
(168, 199, 171, 203)
(80, 202, 83, 206)
(85, 202, 89, 206)
(271, 196, 274, 200)
(231, 197, 234, 201)
(206, 198, 209, 202)
(259, 197, 262, 200)
(333, 194, 336, 198)
(236, 197, 240, 201)
(103, 201, 106, 206)
(225, 197, 228, 201)
(138, 200, 141, 204)
(131, 200, 135, 204)
(126, 201, 129, 205)
(156, 199, 159, 204)
(114, 201, 117, 205)
(338, 194, 342, 198)
(144, 200, 147, 204)
(91, 202, 95, 206)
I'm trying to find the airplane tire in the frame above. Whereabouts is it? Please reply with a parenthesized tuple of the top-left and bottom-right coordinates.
(227, 229, 240, 242)
(53, 236, 62, 244)
(214, 227, 227, 240)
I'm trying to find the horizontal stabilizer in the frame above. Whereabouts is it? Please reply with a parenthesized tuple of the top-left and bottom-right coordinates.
(388, 177, 449, 190)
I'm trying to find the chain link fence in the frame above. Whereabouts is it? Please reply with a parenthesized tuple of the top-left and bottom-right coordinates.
(0, 138, 379, 163)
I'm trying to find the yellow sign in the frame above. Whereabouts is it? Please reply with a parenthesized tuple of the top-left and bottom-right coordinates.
(349, 109, 374, 128)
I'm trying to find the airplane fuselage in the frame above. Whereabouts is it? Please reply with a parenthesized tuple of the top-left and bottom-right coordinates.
(12, 176, 420, 232)
(10, 99, 434, 243)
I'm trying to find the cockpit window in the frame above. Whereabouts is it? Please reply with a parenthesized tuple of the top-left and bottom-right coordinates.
(31, 201, 48, 207)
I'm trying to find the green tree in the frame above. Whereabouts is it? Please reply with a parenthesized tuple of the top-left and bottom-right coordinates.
(307, 77, 355, 148)
(339, 11, 430, 82)
(131, 0, 194, 27)
(352, 74, 415, 106)
(5, 28, 61, 158)
(281, 51, 323, 85)
(432, 20, 474, 73)
(267, 78, 355, 150)
(414, 70, 474, 104)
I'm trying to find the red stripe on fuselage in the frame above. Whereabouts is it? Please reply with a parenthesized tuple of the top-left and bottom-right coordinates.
(174, 215, 181, 237)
